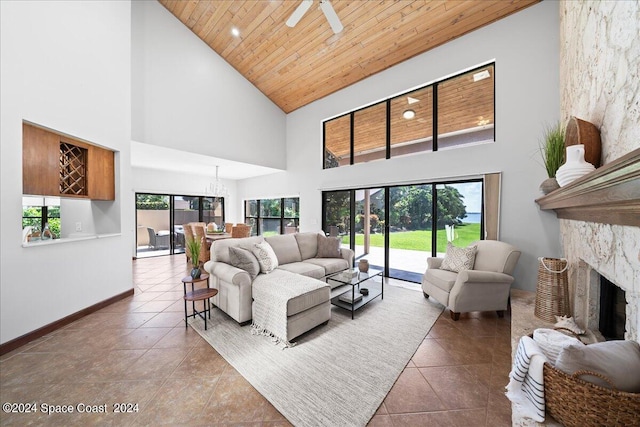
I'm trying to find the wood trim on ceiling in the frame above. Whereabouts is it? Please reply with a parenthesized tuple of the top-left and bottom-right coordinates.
(158, 0, 540, 113)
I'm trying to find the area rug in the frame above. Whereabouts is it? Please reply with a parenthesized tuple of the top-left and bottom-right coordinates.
(189, 283, 443, 427)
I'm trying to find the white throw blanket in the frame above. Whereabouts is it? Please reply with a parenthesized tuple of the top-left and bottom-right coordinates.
(251, 270, 327, 348)
(506, 336, 548, 423)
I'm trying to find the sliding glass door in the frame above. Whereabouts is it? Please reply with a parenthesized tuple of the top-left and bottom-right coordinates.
(435, 182, 483, 254)
(322, 179, 483, 283)
(323, 190, 351, 247)
(136, 194, 171, 258)
(173, 196, 199, 255)
(388, 185, 433, 282)
(136, 193, 225, 258)
(354, 188, 385, 269)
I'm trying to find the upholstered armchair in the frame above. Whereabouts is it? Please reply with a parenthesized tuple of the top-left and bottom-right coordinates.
(422, 240, 521, 320)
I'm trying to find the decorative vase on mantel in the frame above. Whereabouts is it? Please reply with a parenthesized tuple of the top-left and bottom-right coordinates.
(555, 144, 596, 187)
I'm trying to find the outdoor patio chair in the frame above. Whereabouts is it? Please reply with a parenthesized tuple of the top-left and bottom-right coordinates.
(146, 227, 169, 250)
(146, 227, 157, 249)
(421, 240, 521, 320)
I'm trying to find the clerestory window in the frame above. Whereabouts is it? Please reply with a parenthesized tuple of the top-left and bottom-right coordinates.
(323, 63, 495, 168)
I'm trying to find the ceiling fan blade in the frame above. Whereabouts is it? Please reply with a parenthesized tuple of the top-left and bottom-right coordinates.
(286, 0, 313, 28)
(319, 0, 343, 34)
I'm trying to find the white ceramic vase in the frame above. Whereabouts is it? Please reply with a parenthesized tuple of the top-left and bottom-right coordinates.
(555, 144, 595, 187)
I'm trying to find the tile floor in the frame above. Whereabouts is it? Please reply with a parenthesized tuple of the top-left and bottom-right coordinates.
(0, 255, 512, 426)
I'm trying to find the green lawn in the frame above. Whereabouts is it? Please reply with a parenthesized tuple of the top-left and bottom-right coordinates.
(342, 223, 481, 252)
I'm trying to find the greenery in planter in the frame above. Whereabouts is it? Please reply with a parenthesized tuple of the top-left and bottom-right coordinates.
(186, 236, 202, 268)
(540, 121, 566, 178)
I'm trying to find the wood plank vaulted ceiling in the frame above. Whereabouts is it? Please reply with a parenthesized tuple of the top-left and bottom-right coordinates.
(159, 0, 539, 113)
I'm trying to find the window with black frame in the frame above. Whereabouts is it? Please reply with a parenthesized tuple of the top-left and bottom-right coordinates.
(245, 197, 300, 236)
(323, 63, 495, 168)
(322, 179, 483, 283)
(136, 193, 225, 258)
(22, 203, 60, 239)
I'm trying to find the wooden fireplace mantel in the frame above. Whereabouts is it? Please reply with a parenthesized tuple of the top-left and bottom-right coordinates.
(535, 147, 640, 227)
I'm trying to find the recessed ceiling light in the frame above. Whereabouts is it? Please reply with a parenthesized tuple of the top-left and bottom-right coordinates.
(231, 27, 240, 37)
(473, 70, 490, 82)
(403, 109, 415, 120)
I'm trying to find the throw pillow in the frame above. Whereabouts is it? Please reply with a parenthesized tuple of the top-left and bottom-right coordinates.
(228, 247, 260, 279)
(555, 340, 640, 392)
(440, 242, 477, 272)
(317, 234, 341, 258)
(532, 328, 583, 366)
(251, 240, 279, 274)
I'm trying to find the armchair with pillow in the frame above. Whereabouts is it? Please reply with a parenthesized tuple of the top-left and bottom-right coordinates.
(422, 240, 521, 320)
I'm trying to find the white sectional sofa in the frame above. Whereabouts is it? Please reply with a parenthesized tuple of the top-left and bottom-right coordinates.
(203, 232, 354, 342)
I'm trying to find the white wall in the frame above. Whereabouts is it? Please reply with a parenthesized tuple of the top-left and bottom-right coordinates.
(0, 1, 133, 344)
(131, 0, 287, 170)
(239, 1, 561, 291)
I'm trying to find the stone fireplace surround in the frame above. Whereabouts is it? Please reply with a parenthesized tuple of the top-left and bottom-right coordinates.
(556, 0, 640, 344)
(534, 150, 640, 346)
(535, 147, 640, 344)
(512, 1, 640, 424)
(562, 222, 639, 343)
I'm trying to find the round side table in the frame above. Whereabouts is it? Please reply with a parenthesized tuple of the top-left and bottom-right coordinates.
(181, 273, 218, 330)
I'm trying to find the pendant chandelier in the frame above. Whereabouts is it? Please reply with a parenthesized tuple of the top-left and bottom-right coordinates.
(206, 165, 229, 199)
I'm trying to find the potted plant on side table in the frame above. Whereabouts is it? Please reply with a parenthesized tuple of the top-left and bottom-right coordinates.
(539, 121, 565, 194)
(186, 236, 202, 279)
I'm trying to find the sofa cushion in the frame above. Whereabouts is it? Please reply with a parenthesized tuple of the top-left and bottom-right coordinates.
(288, 285, 330, 317)
(441, 242, 477, 272)
(251, 240, 279, 274)
(265, 234, 303, 265)
(304, 257, 349, 276)
(317, 234, 341, 258)
(212, 236, 264, 264)
(278, 262, 326, 280)
(252, 269, 330, 317)
(294, 232, 319, 260)
(532, 328, 583, 366)
(424, 268, 458, 292)
(228, 247, 260, 279)
(555, 340, 640, 392)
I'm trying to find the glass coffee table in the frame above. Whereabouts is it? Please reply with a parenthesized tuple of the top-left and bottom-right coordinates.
(326, 266, 384, 319)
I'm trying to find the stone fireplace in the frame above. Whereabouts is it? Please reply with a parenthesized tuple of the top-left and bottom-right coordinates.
(557, 0, 640, 344)
(564, 243, 638, 342)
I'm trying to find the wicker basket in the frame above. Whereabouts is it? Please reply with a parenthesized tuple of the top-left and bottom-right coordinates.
(535, 257, 570, 322)
(528, 330, 640, 426)
(544, 362, 640, 426)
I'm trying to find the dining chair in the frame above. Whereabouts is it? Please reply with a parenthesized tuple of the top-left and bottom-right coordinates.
(231, 224, 251, 238)
(192, 224, 212, 264)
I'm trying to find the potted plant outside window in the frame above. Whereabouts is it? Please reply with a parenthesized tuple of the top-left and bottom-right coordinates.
(539, 121, 565, 194)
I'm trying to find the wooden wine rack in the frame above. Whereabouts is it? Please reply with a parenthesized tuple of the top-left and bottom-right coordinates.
(59, 142, 87, 196)
(22, 122, 115, 200)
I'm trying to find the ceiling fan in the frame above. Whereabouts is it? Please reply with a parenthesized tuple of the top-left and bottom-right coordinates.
(286, 0, 344, 34)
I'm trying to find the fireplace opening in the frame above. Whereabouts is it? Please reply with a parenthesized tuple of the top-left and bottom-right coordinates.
(599, 276, 626, 340)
